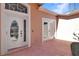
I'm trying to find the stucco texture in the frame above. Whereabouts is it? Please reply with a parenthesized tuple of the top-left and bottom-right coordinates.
(30, 4, 57, 47)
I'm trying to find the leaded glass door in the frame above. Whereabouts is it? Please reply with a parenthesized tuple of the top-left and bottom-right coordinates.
(5, 12, 27, 50)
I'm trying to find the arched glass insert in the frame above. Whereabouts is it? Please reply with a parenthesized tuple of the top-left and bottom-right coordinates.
(10, 21, 19, 39)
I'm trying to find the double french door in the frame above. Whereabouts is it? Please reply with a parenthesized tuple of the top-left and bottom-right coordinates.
(5, 11, 27, 49)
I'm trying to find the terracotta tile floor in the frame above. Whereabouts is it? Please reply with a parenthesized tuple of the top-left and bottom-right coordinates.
(7, 39, 72, 56)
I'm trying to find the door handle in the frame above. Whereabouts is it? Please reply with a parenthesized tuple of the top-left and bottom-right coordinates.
(20, 31, 22, 37)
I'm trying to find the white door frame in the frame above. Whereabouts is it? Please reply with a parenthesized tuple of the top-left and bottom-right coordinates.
(42, 18, 49, 41)
(42, 18, 56, 42)
(0, 3, 31, 55)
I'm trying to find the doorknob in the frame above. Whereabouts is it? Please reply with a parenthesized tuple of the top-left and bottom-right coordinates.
(20, 31, 22, 37)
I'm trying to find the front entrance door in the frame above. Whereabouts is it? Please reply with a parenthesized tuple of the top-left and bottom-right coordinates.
(5, 12, 27, 50)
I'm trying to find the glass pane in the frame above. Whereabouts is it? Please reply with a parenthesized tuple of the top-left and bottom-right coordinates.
(5, 3, 9, 9)
(17, 4, 27, 13)
(5, 3, 27, 14)
(9, 3, 17, 11)
(10, 21, 19, 39)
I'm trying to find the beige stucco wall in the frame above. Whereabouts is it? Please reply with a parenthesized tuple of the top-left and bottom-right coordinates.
(30, 4, 57, 46)
(0, 4, 1, 55)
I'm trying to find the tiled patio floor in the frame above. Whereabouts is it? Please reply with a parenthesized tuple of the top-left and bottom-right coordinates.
(7, 39, 72, 56)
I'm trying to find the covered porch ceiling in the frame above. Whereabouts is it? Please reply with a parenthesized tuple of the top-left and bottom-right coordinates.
(39, 3, 79, 17)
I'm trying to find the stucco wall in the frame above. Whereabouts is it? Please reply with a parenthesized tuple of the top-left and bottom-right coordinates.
(0, 4, 1, 55)
(30, 4, 57, 46)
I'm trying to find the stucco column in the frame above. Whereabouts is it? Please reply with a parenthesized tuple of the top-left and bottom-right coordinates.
(54, 16, 59, 39)
(0, 4, 1, 55)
